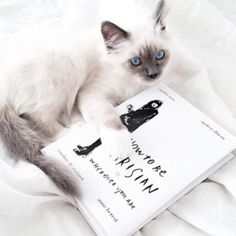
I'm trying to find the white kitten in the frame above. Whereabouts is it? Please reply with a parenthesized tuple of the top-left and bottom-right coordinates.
(0, 0, 170, 197)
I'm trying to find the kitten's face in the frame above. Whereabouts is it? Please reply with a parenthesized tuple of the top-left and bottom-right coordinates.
(126, 44, 170, 83)
(101, 0, 169, 84)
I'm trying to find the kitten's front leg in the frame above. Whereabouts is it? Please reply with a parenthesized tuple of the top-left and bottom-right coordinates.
(78, 91, 132, 159)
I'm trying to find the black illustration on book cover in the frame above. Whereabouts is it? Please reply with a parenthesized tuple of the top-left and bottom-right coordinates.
(73, 100, 163, 157)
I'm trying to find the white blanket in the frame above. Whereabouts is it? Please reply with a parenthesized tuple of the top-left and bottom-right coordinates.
(0, 0, 236, 235)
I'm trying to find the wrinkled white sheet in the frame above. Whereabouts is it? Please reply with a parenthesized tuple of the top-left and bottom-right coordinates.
(0, 0, 236, 235)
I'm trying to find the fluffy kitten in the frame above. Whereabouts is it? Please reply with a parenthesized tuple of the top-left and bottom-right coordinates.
(0, 0, 170, 197)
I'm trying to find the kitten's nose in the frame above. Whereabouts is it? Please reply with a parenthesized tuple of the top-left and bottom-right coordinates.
(148, 73, 158, 79)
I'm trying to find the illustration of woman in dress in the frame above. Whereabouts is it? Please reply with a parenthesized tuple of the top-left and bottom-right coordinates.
(73, 100, 162, 157)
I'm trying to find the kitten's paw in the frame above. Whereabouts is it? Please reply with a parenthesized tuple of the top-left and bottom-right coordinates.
(100, 128, 132, 159)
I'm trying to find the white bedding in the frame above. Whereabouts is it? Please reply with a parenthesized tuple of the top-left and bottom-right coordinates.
(0, 0, 236, 235)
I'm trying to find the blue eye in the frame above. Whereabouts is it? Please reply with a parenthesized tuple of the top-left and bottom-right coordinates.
(130, 57, 142, 66)
(155, 50, 165, 60)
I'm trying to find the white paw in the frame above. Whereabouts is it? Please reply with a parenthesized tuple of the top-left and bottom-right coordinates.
(100, 128, 132, 159)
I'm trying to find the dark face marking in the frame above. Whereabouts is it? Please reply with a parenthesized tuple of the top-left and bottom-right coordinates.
(128, 44, 170, 82)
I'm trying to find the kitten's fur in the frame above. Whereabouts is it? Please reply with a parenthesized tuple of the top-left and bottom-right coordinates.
(0, 0, 170, 197)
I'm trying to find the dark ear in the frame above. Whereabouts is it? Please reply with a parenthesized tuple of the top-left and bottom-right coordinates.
(154, 0, 166, 27)
(101, 21, 130, 51)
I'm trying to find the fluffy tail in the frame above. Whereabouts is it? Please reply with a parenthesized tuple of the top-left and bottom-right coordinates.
(0, 105, 79, 197)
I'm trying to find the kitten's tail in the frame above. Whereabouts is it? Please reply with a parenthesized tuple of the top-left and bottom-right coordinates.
(0, 105, 79, 197)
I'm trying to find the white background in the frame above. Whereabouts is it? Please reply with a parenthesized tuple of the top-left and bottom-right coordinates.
(0, 1, 236, 236)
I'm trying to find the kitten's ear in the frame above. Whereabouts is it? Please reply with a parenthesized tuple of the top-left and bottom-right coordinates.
(154, 0, 168, 28)
(101, 21, 130, 51)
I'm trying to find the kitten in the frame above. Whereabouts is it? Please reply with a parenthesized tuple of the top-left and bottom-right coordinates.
(0, 0, 170, 197)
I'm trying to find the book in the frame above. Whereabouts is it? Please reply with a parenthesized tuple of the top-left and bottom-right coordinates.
(42, 83, 236, 236)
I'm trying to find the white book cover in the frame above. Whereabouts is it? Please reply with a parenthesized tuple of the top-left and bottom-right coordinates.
(42, 83, 236, 236)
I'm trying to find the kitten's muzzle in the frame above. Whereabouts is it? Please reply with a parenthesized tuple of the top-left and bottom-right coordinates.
(148, 73, 158, 79)
(145, 67, 159, 80)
